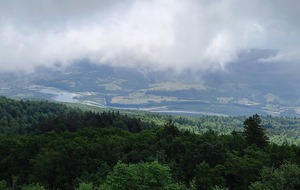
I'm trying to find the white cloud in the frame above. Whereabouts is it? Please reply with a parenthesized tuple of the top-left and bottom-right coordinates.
(0, 0, 299, 72)
(260, 49, 300, 63)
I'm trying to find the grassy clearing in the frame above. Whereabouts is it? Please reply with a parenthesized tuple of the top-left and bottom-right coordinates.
(146, 82, 206, 91)
(111, 92, 177, 104)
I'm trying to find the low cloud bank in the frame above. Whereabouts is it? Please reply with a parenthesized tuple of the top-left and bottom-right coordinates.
(0, 0, 299, 73)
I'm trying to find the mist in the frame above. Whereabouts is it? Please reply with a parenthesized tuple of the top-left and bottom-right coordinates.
(0, 0, 300, 73)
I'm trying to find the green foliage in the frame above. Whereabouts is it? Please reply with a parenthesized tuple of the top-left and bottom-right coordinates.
(250, 162, 300, 190)
(100, 161, 183, 190)
(2, 96, 300, 144)
(21, 183, 45, 190)
(0, 180, 8, 190)
(0, 96, 148, 135)
(75, 182, 96, 190)
(243, 114, 269, 148)
(211, 186, 229, 190)
(138, 112, 300, 145)
(222, 147, 269, 189)
(0, 122, 299, 190)
(195, 162, 225, 190)
(163, 118, 180, 136)
(1, 97, 300, 189)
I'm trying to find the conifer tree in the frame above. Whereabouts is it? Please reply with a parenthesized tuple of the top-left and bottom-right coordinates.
(243, 114, 269, 148)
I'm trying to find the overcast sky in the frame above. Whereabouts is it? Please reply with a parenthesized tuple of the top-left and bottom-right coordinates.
(0, 0, 299, 72)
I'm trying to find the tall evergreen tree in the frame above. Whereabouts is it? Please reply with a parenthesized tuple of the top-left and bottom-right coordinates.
(243, 114, 269, 148)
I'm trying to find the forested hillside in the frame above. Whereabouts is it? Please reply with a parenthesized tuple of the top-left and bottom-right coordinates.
(0, 96, 149, 134)
(1, 97, 300, 190)
(66, 102, 300, 145)
(139, 114, 300, 145)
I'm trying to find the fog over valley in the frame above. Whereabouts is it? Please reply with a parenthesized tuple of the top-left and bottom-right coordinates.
(1, 0, 300, 116)
(2, 2, 300, 189)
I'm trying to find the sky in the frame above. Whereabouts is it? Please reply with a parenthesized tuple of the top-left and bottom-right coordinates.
(0, 0, 300, 72)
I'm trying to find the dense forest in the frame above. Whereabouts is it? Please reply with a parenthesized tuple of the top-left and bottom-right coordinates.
(1, 97, 300, 189)
(136, 113, 300, 145)
(67, 102, 300, 145)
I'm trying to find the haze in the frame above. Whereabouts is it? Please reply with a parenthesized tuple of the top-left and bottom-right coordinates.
(0, 0, 300, 72)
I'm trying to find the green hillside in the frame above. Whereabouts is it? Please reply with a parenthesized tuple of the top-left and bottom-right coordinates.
(66, 102, 300, 145)
(0, 97, 300, 189)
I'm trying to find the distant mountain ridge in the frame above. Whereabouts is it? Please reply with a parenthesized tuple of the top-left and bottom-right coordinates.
(1, 49, 300, 116)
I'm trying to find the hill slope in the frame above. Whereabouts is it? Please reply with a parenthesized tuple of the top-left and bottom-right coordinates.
(0, 97, 300, 189)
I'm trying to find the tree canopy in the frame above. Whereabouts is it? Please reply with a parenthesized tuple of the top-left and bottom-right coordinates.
(0, 97, 299, 189)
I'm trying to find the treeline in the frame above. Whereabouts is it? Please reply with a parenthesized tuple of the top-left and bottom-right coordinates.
(138, 113, 300, 145)
(0, 97, 300, 189)
(1, 121, 300, 189)
(0, 96, 149, 134)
